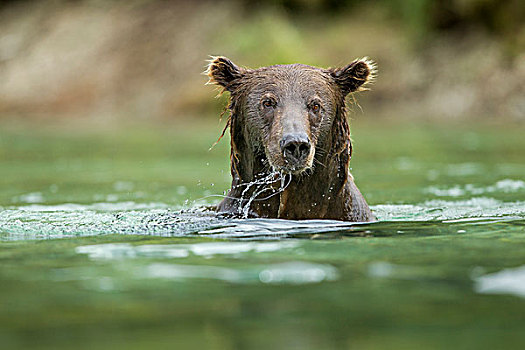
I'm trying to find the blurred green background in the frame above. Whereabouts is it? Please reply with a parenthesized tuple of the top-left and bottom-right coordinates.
(2, 2, 525, 349)
(0, 0, 523, 124)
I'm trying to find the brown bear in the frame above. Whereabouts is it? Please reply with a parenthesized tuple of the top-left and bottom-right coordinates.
(206, 56, 376, 222)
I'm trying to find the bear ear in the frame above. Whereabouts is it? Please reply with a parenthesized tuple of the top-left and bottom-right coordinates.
(206, 56, 245, 92)
(328, 58, 376, 96)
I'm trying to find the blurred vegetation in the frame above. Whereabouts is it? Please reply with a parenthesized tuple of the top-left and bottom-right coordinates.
(0, 0, 523, 122)
(248, 0, 524, 39)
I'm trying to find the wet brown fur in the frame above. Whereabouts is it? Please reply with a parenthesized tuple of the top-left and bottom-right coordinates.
(206, 56, 376, 222)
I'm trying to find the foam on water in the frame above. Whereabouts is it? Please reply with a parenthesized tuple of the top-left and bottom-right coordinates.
(1, 197, 524, 241)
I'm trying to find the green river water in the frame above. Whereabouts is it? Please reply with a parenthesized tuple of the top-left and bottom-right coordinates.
(1, 119, 524, 349)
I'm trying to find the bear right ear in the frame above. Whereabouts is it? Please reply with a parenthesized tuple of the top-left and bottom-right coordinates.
(328, 58, 376, 96)
(206, 56, 245, 92)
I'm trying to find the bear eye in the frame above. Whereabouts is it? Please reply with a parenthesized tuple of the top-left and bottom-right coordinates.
(262, 98, 275, 109)
(310, 102, 321, 113)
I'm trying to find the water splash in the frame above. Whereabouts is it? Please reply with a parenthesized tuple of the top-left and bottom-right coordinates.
(239, 172, 277, 217)
(194, 171, 291, 219)
(237, 171, 291, 218)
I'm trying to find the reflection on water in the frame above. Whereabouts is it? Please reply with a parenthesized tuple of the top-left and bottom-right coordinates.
(75, 241, 300, 259)
(474, 265, 525, 299)
(141, 261, 338, 285)
(425, 179, 525, 197)
(57, 245, 338, 285)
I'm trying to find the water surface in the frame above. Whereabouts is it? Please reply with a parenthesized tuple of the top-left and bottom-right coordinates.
(1, 120, 524, 349)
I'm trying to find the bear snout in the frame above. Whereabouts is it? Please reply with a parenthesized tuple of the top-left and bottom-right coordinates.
(280, 133, 311, 167)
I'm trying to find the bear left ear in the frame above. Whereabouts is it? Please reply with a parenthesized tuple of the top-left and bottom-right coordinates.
(206, 56, 245, 92)
(328, 58, 376, 96)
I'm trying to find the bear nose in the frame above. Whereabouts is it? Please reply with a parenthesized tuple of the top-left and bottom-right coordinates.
(280, 133, 311, 162)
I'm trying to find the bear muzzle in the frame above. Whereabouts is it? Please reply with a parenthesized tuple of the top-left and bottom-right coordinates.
(275, 132, 314, 173)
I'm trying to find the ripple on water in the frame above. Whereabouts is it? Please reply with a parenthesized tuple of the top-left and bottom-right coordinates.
(1, 197, 524, 241)
(373, 197, 525, 221)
